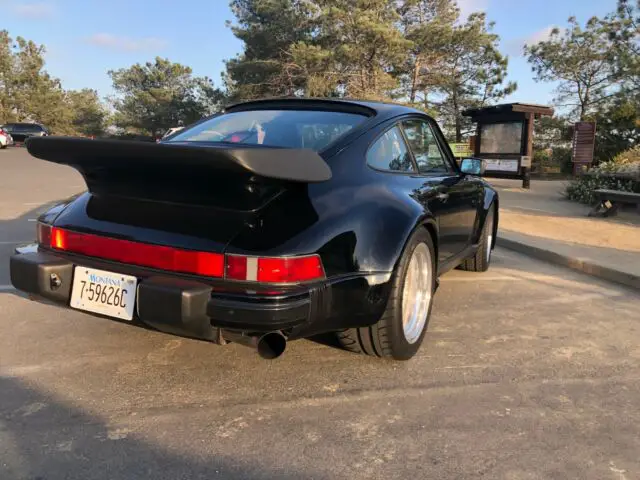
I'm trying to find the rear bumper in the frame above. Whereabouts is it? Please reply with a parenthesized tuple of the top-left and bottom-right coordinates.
(10, 251, 326, 341)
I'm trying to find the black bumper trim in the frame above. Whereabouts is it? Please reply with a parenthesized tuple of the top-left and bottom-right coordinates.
(207, 295, 311, 331)
(10, 251, 315, 339)
(137, 277, 217, 340)
(10, 252, 74, 303)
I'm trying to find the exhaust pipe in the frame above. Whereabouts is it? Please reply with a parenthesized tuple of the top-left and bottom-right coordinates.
(222, 330, 287, 360)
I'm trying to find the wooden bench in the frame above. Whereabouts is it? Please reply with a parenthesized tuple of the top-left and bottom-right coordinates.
(589, 189, 640, 217)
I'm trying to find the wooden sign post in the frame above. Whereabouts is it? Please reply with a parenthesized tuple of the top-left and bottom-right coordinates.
(571, 121, 597, 174)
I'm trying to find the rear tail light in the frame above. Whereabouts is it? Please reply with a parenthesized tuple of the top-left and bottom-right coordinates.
(226, 254, 325, 283)
(37, 224, 325, 284)
(46, 227, 224, 277)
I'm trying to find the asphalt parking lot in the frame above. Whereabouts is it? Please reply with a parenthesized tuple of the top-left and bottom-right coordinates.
(2, 147, 640, 480)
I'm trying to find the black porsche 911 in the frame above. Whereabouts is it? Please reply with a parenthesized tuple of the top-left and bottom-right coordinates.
(11, 98, 498, 360)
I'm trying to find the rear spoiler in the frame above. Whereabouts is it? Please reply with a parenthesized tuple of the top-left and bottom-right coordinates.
(25, 137, 332, 183)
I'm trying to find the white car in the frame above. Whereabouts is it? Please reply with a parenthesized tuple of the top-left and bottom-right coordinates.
(0, 126, 14, 149)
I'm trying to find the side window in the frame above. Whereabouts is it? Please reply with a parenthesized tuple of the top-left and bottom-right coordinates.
(402, 119, 451, 175)
(366, 126, 414, 173)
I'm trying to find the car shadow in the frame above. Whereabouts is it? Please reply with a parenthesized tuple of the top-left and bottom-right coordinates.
(0, 376, 322, 480)
(308, 332, 345, 350)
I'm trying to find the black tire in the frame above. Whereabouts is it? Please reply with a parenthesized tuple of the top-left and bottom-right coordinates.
(459, 206, 495, 272)
(336, 228, 436, 360)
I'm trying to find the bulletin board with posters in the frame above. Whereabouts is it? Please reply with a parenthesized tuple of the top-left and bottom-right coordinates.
(463, 103, 554, 185)
(478, 121, 525, 175)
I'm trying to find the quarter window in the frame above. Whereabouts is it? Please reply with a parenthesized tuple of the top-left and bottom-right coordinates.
(402, 120, 450, 174)
(366, 126, 414, 173)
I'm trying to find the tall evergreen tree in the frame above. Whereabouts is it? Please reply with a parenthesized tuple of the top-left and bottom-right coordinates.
(0, 30, 74, 133)
(429, 12, 516, 141)
(525, 16, 619, 121)
(66, 89, 108, 137)
(397, 0, 459, 105)
(224, 0, 317, 100)
(223, 1, 515, 139)
(306, 0, 412, 100)
(109, 57, 223, 136)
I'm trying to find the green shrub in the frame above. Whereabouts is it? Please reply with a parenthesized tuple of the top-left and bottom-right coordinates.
(564, 174, 638, 204)
(612, 145, 640, 164)
(552, 147, 573, 174)
(532, 149, 551, 173)
(564, 146, 640, 204)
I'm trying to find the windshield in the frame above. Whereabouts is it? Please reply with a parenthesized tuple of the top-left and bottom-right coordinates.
(167, 109, 368, 151)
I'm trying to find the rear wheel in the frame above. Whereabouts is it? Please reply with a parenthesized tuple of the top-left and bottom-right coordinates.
(336, 228, 436, 360)
(459, 206, 495, 272)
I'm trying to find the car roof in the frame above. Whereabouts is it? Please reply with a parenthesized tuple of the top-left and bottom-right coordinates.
(3, 122, 44, 127)
(224, 97, 426, 123)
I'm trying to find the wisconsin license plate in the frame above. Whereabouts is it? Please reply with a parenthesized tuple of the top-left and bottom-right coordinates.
(70, 267, 138, 320)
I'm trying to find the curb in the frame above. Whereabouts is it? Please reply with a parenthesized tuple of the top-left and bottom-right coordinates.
(496, 237, 640, 291)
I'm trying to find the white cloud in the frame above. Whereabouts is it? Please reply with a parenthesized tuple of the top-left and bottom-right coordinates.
(86, 33, 168, 52)
(11, 2, 55, 18)
(458, 0, 489, 20)
(505, 25, 558, 57)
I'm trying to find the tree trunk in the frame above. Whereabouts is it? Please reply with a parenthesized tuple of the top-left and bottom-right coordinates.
(580, 89, 590, 121)
(409, 60, 420, 104)
(453, 92, 462, 142)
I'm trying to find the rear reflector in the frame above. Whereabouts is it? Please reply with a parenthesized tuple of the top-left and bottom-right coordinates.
(226, 254, 325, 283)
(37, 224, 325, 283)
(37, 222, 52, 246)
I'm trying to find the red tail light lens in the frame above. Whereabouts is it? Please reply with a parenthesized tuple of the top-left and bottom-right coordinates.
(48, 227, 224, 277)
(226, 254, 325, 283)
(39, 226, 325, 284)
(226, 255, 248, 280)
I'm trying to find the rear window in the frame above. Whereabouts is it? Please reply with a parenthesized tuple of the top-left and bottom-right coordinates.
(167, 109, 367, 151)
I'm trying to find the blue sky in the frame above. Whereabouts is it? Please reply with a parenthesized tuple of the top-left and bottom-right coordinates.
(2, 0, 618, 106)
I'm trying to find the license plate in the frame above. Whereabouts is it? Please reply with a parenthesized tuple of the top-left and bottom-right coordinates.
(70, 267, 138, 320)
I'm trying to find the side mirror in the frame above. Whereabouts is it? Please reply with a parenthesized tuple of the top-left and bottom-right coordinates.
(460, 158, 484, 176)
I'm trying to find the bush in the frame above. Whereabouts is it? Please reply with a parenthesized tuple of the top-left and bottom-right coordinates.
(552, 147, 574, 174)
(612, 145, 640, 164)
(532, 149, 550, 173)
(564, 174, 638, 204)
(564, 146, 640, 204)
(531, 146, 572, 174)
(596, 146, 640, 175)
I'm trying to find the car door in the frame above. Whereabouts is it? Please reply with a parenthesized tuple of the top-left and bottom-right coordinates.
(401, 118, 481, 264)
